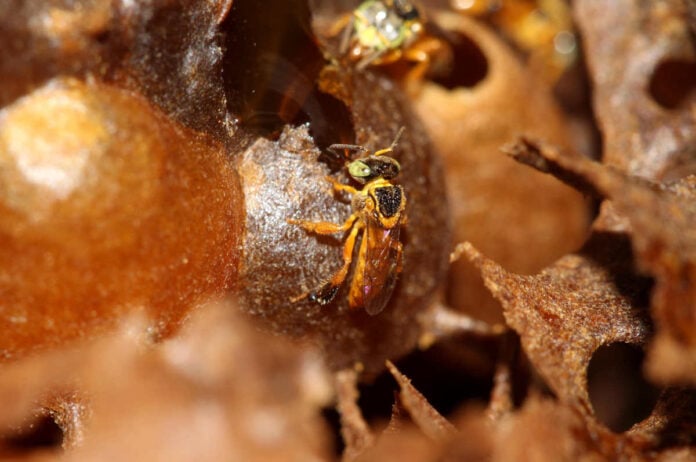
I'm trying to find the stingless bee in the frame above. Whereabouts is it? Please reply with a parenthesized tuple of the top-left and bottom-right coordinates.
(289, 128, 407, 315)
(331, 0, 451, 85)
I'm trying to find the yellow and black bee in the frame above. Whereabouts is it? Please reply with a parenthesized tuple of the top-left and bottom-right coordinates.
(289, 129, 407, 315)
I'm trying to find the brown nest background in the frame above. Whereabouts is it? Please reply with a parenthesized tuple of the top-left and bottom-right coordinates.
(0, 0, 695, 460)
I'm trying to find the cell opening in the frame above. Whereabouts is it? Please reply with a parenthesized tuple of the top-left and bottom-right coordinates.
(356, 337, 500, 424)
(429, 32, 489, 89)
(221, 0, 354, 151)
(648, 59, 696, 109)
(0, 414, 63, 454)
(320, 407, 344, 458)
(587, 342, 661, 433)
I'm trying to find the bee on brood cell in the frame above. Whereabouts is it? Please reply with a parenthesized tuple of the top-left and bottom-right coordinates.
(331, 0, 451, 85)
(289, 128, 407, 315)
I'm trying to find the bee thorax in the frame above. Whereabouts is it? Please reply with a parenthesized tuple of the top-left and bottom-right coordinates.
(374, 185, 403, 218)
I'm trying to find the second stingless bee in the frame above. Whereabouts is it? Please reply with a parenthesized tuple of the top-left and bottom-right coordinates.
(331, 0, 451, 86)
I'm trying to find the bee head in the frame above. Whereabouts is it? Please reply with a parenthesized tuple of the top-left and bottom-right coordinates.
(347, 155, 401, 184)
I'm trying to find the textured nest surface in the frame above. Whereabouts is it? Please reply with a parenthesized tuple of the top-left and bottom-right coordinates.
(1, 0, 695, 460)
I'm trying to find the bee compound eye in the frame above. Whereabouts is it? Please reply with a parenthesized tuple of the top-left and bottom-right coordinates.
(348, 160, 372, 178)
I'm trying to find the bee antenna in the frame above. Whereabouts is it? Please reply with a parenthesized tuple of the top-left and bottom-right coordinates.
(328, 143, 369, 162)
(375, 127, 406, 156)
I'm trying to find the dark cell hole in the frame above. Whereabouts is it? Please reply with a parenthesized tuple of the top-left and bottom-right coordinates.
(648, 59, 696, 109)
(429, 32, 489, 89)
(582, 231, 655, 310)
(320, 407, 344, 458)
(653, 389, 696, 449)
(91, 28, 111, 45)
(357, 337, 500, 423)
(587, 343, 661, 433)
(0, 414, 63, 453)
(498, 332, 532, 408)
(308, 91, 356, 157)
(222, 0, 354, 152)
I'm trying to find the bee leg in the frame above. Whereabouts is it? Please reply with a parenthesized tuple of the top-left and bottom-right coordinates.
(328, 12, 353, 36)
(288, 213, 358, 235)
(325, 176, 359, 195)
(395, 241, 404, 273)
(338, 14, 355, 55)
(356, 48, 386, 70)
(327, 144, 369, 162)
(309, 221, 363, 305)
(418, 302, 507, 348)
(335, 367, 374, 459)
(291, 220, 363, 306)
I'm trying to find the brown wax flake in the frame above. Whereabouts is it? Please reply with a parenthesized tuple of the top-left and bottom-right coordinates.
(575, 0, 696, 180)
(383, 400, 408, 436)
(460, 240, 651, 418)
(463, 239, 696, 455)
(385, 361, 457, 441)
(504, 138, 696, 452)
(335, 368, 375, 461)
(502, 136, 614, 198)
(506, 138, 696, 384)
(417, 301, 506, 348)
(487, 352, 514, 422)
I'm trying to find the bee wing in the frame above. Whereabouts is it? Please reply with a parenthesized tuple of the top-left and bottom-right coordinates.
(361, 219, 402, 315)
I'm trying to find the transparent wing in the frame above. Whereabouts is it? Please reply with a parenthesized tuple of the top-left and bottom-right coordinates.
(361, 219, 402, 315)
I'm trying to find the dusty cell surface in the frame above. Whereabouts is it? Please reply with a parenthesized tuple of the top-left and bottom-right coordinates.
(224, 0, 451, 375)
(235, 83, 450, 375)
(0, 78, 242, 360)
